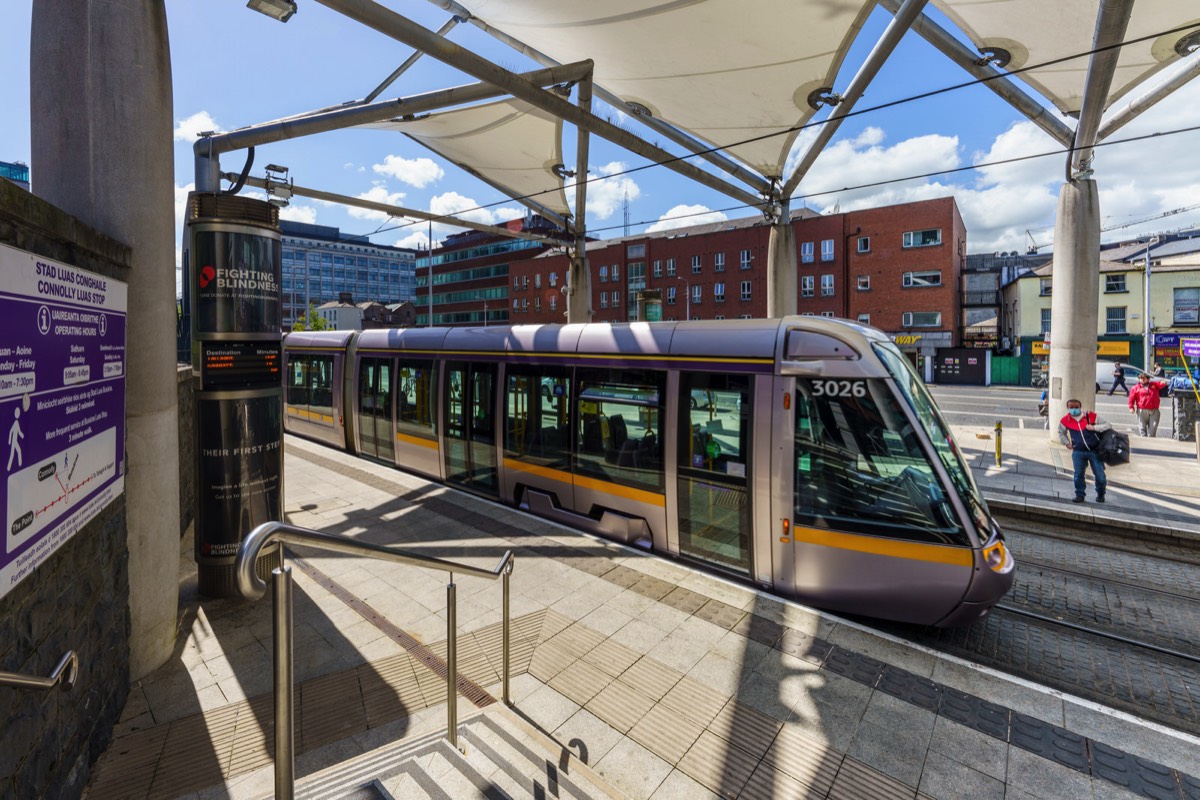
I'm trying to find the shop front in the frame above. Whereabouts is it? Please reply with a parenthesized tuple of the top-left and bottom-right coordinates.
(1151, 333, 1200, 374)
(890, 331, 952, 382)
(1025, 337, 1138, 385)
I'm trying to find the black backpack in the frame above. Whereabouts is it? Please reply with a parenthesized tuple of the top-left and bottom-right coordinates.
(1098, 429, 1130, 465)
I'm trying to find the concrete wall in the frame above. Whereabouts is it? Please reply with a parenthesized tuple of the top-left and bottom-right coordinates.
(0, 180, 132, 799)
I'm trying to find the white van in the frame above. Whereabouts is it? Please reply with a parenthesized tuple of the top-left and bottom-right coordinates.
(1096, 362, 1151, 392)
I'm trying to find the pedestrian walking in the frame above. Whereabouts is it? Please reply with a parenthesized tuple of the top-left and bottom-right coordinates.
(1058, 399, 1111, 503)
(1128, 372, 1168, 436)
(1107, 362, 1128, 396)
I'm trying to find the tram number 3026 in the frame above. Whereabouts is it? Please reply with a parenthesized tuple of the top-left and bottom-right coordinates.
(811, 379, 867, 398)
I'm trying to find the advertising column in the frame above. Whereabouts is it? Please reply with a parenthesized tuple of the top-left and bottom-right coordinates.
(186, 195, 282, 596)
(1, 244, 127, 599)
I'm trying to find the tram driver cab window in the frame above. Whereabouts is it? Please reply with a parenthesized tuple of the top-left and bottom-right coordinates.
(793, 378, 967, 546)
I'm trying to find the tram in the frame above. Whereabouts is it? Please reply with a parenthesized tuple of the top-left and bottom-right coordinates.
(282, 317, 1014, 626)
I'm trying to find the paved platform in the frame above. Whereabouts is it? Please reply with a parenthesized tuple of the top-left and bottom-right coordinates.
(84, 432, 1200, 799)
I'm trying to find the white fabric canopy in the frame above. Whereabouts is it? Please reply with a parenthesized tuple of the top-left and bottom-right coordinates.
(364, 97, 571, 217)
(446, 0, 876, 177)
(932, 1, 1197, 115)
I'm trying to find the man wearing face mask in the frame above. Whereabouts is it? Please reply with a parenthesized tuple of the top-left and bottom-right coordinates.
(1058, 399, 1112, 504)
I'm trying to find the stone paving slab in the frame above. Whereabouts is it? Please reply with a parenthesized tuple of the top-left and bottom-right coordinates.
(85, 434, 1200, 799)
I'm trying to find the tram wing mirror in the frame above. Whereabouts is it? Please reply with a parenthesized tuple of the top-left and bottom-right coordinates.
(784, 331, 859, 361)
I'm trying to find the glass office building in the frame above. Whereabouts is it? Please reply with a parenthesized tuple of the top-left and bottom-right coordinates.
(1, 160, 31, 191)
(280, 220, 416, 327)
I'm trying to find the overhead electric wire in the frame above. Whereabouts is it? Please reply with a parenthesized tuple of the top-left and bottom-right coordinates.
(342, 20, 1200, 241)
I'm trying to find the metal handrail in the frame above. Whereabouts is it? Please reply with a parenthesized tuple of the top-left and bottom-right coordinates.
(233, 521, 514, 800)
(0, 651, 79, 691)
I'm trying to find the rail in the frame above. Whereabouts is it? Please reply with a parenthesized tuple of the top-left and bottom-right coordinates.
(234, 521, 515, 800)
(0, 651, 79, 691)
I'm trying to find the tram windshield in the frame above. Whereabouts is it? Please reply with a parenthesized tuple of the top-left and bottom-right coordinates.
(873, 343, 992, 535)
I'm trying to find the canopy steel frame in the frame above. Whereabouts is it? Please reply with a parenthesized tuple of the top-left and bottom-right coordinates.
(365, 14, 463, 103)
(1069, 0, 1137, 177)
(312, 0, 762, 209)
(1098, 51, 1200, 141)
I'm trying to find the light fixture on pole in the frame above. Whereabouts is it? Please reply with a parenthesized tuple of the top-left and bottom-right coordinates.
(674, 276, 690, 321)
(1144, 237, 1157, 370)
(246, 0, 297, 22)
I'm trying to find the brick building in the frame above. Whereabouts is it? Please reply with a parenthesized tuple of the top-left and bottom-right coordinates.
(509, 197, 966, 376)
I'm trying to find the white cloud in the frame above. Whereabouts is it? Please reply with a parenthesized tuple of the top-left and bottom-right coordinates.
(394, 230, 431, 250)
(491, 207, 526, 225)
(373, 155, 444, 188)
(347, 185, 407, 222)
(583, 162, 641, 220)
(645, 205, 729, 233)
(174, 111, 221, 142)
(279, 205, 318, 225)
(430, 191, 494, 227)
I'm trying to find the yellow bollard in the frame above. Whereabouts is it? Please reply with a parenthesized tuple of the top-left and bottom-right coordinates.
(994, 420, 1002, 467)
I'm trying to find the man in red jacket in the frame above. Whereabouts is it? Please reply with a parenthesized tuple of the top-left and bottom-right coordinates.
(1128, 372, 1168, 437)
(1058, 399, 1111, 503)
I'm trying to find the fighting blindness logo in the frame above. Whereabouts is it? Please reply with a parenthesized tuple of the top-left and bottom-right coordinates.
(198, 265, 278, 293)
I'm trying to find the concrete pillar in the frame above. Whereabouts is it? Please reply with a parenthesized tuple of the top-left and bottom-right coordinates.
(767, 219, 797, 318)
(31, 0, 179, 679)
(1046, 179, 1101, 433)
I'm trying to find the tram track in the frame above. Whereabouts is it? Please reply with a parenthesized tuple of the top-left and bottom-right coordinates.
(871, 523, 1200, 736)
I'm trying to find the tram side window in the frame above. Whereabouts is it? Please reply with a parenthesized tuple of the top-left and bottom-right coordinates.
(575, 368, 665, 493)
(505, 366, 571, 467)
(396, 360, 437, 440)
(287, 354, 334, 422)
(793, 378, 967, 546)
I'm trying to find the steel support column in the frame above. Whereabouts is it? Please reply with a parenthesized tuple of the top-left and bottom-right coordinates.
(767, 202, 796, 318)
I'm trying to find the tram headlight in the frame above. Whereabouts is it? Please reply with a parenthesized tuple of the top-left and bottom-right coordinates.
(982, 541, 1010, 573)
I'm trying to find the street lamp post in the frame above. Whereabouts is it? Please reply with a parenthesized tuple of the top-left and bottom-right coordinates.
(1144, 239, 1155, 370)
(674, 276, 690, 320)
(843, 226, 861, 319)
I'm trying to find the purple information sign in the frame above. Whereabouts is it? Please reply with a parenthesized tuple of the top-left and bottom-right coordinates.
(1183, 339, 1200, 358)
(1, 243, 127, 600)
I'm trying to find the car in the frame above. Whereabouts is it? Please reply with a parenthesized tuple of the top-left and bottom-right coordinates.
(1096, 362, 1167, 395)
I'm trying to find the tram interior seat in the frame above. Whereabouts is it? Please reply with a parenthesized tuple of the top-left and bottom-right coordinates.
(606, 414, 628, 463)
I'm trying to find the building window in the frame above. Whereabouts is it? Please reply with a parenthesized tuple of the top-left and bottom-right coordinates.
(612, 264, 620, 281)
(857, 275, 870, 291)
(513, 299, 519, 311)
(1106, 306, 1127, 334)
(715, 315, 725, 320)
(902, 228, 942, 248)
(627, 244, 645, 258)
(857, 236, 870, 253)
(1175, 287, 1199, 323)
(857, 313, 870, 324)
(522, 298, 528, 313)
(612, 290, 620, 307)
(535, 273, 542, 289)
(821, 311, 835, 318)
(902, 311, 941, 327)
(550, 296, 557, 312)
(801, 276, 815, 297)
(549, 272, 557, 287)
(821, 239, 834, 262)
(740, 249, 752, 270)
(599, 291, 608, 309)
(692, 285, 702, 304)
(714, 252, 725, 272)
(513, 278, 520, 291)
(821, 275, 835, 296)
(800, 242, 814, 263)
(522, 275, 529, 289)
(740, 314, 752, 319)
(1105, 274, 1127, 293)
(1039, 278, 1052, 296)
(714, 282, 725, 302)
(1040, 308, 1052, 335)
(535, 297, 542, 312)
(691, 255, 702, 274)
(667, 286, 677, 305)
(902, 270, 942, 287)
(653, 259, 662, 278)
(740, 280, 752, 301)
(666, 258, 677, 277)
(599, 265, 608, 283)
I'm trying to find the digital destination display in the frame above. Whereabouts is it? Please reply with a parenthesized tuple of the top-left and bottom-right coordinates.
(201, 341, 280, 390)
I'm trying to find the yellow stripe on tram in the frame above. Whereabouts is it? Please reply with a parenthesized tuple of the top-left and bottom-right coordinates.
(792, 525, 974, 567)
(395, 431, 438, 450)
(287, 406, 334, 425)
(503, 458, 665, 507)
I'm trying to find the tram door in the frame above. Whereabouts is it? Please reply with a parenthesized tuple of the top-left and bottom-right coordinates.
(676, 372, 752, 576)
(444, 362, 498, 495)
(358, 357, 394, 462)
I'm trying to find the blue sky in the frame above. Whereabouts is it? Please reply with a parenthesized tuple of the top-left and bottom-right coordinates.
(3, 1, 1200, 288)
